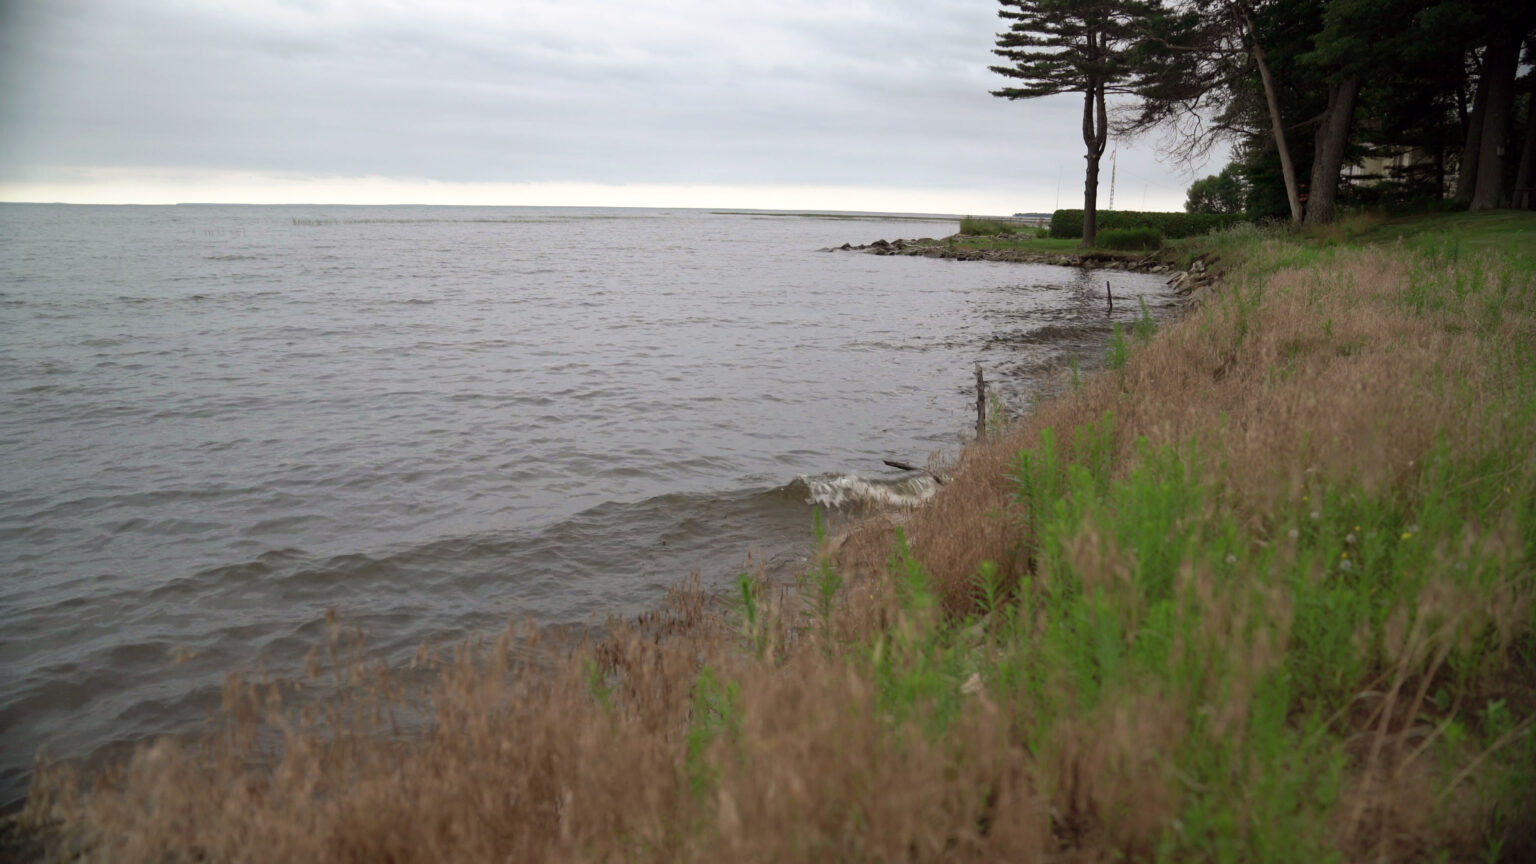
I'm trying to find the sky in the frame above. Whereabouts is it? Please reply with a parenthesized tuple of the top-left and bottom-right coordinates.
(0, 0, 1227, 213)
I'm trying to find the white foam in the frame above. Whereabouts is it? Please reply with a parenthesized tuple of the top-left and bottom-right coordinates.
(799, 473, 939, 510)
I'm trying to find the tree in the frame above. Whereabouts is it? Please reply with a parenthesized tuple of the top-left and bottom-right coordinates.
(1469, 33, 1524, 209)
(1514, 40, 1536, 209)
(1118, 0, 1324, 225)
(1185, 163, 1247, 212)
(991, 0, 1146, 246)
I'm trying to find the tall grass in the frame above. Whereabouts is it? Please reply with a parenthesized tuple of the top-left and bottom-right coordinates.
(18, 220, 1536, 862)
(960, 217, 1041, 237)
(1095, 226, 1163, 250)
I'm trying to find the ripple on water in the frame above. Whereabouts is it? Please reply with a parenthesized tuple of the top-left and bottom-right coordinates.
(0, 204, 1177, 810)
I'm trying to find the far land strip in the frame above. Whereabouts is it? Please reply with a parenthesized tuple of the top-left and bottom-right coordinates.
(830, 233, 1221, 303)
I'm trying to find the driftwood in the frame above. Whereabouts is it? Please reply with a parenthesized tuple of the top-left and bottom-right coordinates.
(882, 459, 947, 486)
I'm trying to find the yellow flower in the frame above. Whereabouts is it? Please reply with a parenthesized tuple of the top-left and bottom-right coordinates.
(1401, 532, 1413, 540)
(1341, 552, 1349, 559)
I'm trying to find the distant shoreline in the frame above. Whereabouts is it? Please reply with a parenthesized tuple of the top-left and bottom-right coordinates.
(829, 235, 1177, 274)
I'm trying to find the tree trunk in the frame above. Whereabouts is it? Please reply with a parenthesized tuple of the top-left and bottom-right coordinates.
(1455, 54, 1488, 203)
(1470, 35, 1520, 210)
(1512, 93, 1536, 210)
(1081, 72, 1108, 247)
(1246, 18, 1302, 224)
(1304, 76, 1362, 225)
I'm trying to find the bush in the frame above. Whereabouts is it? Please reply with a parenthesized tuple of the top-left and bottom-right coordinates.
(1095, 227, 1163, 250)
(959, 217, 1017, 236)
(1050, 209, 1247, 240)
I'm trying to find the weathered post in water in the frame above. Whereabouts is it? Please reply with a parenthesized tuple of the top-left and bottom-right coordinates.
(1106, 280, 1114, 313)
(975, 364, 986, 440)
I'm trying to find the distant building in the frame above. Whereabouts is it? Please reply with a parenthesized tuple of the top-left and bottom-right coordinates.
(1342, 145, 1449, 198)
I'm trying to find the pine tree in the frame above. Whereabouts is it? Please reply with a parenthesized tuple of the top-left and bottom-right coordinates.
(991, 0, 1146, 246)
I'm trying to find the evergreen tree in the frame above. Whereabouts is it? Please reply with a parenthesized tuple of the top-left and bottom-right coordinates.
(991, 0, 1147, 246)
(1118, 0, 1325, 224)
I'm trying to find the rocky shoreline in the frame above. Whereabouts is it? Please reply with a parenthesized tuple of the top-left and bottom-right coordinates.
(828, 237, 1220, 303)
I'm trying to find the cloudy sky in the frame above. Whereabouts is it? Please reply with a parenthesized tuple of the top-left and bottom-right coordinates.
(0, 0, 1225, 213)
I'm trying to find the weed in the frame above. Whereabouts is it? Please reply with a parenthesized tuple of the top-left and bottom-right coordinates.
(1105, 323, 1129, 369)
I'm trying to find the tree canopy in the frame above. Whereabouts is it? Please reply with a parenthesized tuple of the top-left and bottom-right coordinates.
(1185, 164, 1247, 213)
(996, 0, 1536, 223)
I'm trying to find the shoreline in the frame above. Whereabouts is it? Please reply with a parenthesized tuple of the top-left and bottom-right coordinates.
(828, 236, 1173, 272)
(15, 211, 1535, 862)
(831, 234, 1223, 304)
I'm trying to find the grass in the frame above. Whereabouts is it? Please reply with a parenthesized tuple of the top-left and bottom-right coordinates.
(1095, 227, 1164, 251)
(15, 211, 1536, 862)
(958, 217, 1050, 238)
(947, 235, 1145, 258)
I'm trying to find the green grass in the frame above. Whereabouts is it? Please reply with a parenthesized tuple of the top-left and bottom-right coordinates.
(1358, 210, 1536, 272)
(947, 235, 1143, 258)
(958, 217, 1042, 236)
(1096, 227, 1164, 250)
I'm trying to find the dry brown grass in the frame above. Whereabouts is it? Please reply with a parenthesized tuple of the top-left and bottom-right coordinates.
(17, 236, 1536, 862)
(877, 250, 1533, 613)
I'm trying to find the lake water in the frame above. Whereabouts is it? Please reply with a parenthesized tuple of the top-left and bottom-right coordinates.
(0, 204, 1173, 808)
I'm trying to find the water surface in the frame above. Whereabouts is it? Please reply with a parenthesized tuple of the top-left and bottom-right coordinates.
(0, 204, 1174, 806)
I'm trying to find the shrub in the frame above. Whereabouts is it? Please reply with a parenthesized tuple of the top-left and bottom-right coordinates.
(959, 217, 1016, 236)
(1095, 227, 1163, 250)
(1050, 209, 1247, 240)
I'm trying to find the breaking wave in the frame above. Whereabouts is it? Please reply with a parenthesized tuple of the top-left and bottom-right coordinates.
(791, 472, 940, 510)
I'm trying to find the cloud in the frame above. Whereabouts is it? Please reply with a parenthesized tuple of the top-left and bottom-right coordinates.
(0, 0, 1220, 210)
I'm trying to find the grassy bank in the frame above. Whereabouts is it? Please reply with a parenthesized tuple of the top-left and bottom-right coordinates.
(18, 212, 1536, 862)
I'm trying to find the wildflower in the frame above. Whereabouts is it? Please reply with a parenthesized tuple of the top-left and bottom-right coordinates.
(1310, 511, 1321, 521)
(1340, 560, 1353, 571)
(1341, 551, 1349, 559)
(1225, 554, 1237, 565)
(1287, 528, 1300, 540)
(1401, 532, 1413, 540)
(1345, 533, 1356, 545)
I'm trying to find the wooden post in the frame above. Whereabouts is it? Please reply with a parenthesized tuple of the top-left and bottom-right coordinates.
(1106, 280, 1114, 313)
(975, 364, 986, 440)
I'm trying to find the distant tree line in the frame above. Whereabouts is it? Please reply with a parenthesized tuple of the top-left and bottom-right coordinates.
(990, 0, 1536, 242)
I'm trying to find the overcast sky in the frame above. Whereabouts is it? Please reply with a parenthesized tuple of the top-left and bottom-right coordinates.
(0, 0, 1226, 212)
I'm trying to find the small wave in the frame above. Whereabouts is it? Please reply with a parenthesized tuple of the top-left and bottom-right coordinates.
(794, 473, 938, 510)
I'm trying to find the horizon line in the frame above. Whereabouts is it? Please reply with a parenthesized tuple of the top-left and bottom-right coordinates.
(0, 200, 1043, 219)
